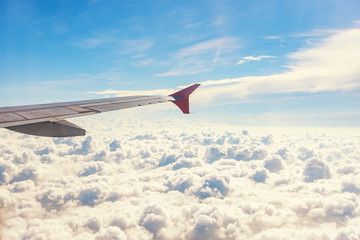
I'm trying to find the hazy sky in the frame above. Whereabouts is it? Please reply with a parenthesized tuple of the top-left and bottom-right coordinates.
(1, 0, 360, 126)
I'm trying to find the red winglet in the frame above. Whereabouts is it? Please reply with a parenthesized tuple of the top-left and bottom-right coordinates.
(169, 84, 200, 114)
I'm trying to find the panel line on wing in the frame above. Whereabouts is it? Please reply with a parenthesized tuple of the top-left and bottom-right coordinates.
(0, 112, 27, 122)
(66, 105, 95, 113)
(14, 107, 78, 120)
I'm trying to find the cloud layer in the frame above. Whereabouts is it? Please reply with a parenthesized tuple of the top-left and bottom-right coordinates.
(1, 115, 360, 239)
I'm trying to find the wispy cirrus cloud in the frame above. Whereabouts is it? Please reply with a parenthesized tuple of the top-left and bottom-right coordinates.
(174, 37, 238, 59)
(132, 58, 154, 67)
(156, 36, 241, 77)
(290, 29, 339, 38)
(71, 34, 154, 55)
(118, 38, 154, 54)
(263, 35, 282, 40)
(93, 28, 360, 111)
(196, 28, 360, 104)
(71, 35, 116, 49)
(213, 15, 226, 26)
(155, 67, 211, 77)
(264, 29, 339, 41)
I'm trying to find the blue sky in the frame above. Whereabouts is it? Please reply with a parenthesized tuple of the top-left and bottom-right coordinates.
(1, 0, 360, 126)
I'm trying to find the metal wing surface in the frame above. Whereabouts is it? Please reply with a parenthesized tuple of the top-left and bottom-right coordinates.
(0, 84, 200, 137)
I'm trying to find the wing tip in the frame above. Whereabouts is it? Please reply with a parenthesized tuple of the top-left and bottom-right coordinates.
(169, 84, 200, 114)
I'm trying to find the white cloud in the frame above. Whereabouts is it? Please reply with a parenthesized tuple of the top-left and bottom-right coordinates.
(1, 116, 360, 239)
(204, 146, 225, 163)
(22, 219, 73, 240)
(243, 55, 275, 61)
(236, 55, 275, 64)
(9, 164, 39, 184)
(336, 225, 360, 240)
(249, 169, 268, 183)
(303, 158, 331, 182)
(236, 59, 246, 65)
(95, 226, 126, 240)
(139, 204, 168, 236)
(264, 155, 283, 172)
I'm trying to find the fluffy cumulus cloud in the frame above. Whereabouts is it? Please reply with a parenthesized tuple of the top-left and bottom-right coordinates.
(0, 115, 360, 239)
(303, 158, 331, 182)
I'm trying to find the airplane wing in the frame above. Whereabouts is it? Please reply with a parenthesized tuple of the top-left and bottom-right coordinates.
(0, 84, 200, 137)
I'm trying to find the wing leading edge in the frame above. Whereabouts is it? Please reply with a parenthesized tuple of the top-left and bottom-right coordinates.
(0, 84, 200, 137)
